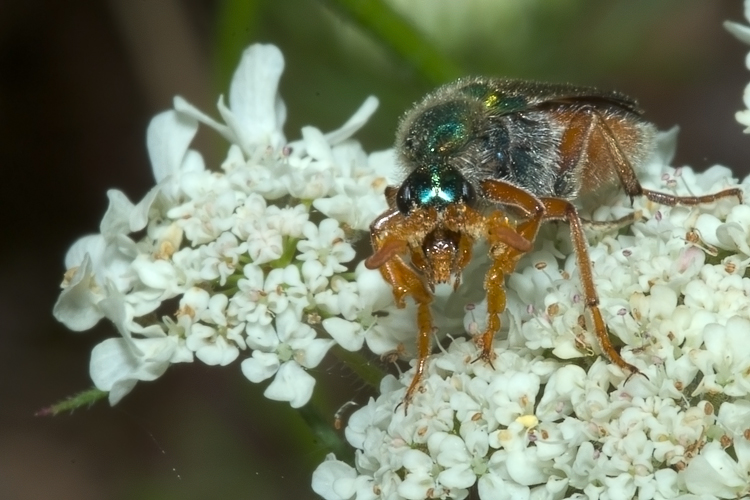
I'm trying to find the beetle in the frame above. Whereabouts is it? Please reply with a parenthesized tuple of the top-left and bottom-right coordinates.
(364, 77, 742, 409)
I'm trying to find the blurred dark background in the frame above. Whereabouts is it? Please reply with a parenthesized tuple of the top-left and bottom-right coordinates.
(2, 1, 749, 499)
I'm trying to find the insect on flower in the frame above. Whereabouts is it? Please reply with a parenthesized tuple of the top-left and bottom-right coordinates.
(364, 77, 742, 410)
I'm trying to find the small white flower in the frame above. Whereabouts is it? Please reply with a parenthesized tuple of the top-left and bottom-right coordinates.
(321, 263, 417, 355)
(90, 333, 185, 405)
(198, 232, 247, 285)
(690, 316, 750, 397)
(229, 264, 303, 326)
(297, 218, 356, 276)
(265, 204, 309, 238)
(246, 219, 284, 265)
(241, 309, 334, 408)
(312, 454, 376, 500)
(53, 187, 156, 331)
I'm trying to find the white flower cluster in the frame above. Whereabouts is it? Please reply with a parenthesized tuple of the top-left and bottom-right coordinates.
(53, 44, 415, 408)
(312, 11, 750, 500)
(314, 141, 750, 499)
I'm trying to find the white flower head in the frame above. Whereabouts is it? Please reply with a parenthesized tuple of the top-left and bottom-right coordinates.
(54, 42, 392, 409)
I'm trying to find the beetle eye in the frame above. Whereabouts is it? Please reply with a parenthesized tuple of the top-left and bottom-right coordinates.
(396, 182, 413, 213)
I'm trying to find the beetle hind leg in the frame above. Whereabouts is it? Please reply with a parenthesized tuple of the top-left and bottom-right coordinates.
(542, 197, 642, 377)
(589, 108, 744, 207)
(639, 186, 743, 207)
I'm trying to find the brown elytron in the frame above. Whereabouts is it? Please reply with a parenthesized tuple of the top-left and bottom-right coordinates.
(365, 78, 742, 410)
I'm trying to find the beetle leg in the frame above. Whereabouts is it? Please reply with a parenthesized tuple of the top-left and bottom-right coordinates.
(375, 251, 434, 412)
(365, 208, 435, 412)
(464, 181, 546, 362)
(474, 256, 507, 364)
(453, 204, 537, 364)
(541, 197, 641, 376)
(480, 178, 546, 246)
(639, 187, 743, 206)
(591, 110, 743, 206)
(580, 210, 643, 231)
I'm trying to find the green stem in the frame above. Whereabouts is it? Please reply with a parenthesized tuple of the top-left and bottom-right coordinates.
(270, 237, 300, 269)
(224, 273, 244, 286)
(298, 395, 354, 463)
(338, 271, 356, 281)
(331, 344, 385, 389)
(36, 387, 108, 416)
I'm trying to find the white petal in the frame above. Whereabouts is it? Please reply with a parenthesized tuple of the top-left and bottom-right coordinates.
(131, 256, 176, 291)
(430, 433, 470, 468)
(725, 20, 750, 46)
(402, 449, 433, 472)
(682, 442, 746, 498)
(437, 464, 475, 490)
(130, 185, 162, 232)
(63, 234, 105, 269)
(322, 317, 365, 351)
(107, 379, 138, 406)
(323, 95, 378, 146)
(245, 323, 279, 351)
(397, 471, 434, 500)
(301, 126, 332, 162)
(478, 474, 520, 500)
(195, 336, 239, 366)
(263, 361, 315, 408)
(146, 109, 199, 183)
(97, 285, 138, 351)
(288, 96, 379, 157)
(173, 95, 231, 139)
(228, 44, 286, 149)
(99, 190, 134, 238)
(275, 308, 304, 343)
(506, 450, 548, 486)
(241, 351, 280, 382)
(182, 286, 210, 311)
(300, 338, 335, 369)
(368, 148, 400, 184)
